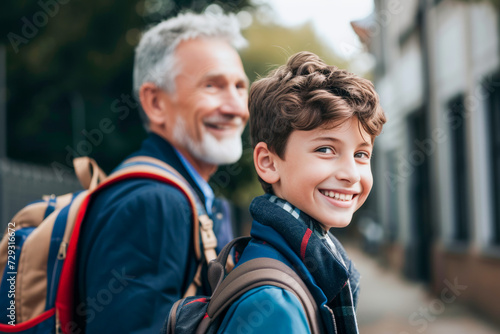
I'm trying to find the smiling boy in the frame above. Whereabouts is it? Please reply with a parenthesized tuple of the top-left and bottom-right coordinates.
(217, 52, 386, 334)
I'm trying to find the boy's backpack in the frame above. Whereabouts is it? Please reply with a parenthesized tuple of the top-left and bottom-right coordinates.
(0, 156, 218, 334)
(163, 236, 323, 334)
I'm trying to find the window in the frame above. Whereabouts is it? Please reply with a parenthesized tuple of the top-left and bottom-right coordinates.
(447, 95, 469, 243)
(407, 110, 433, 281)
(386, 150, 399, 242)
(487, 77, 500, 244)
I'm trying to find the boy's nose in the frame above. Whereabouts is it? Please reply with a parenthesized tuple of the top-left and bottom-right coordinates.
(335, 157, 361, 184)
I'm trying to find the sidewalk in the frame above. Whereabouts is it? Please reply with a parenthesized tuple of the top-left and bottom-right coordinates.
(345, 244, 500, 334)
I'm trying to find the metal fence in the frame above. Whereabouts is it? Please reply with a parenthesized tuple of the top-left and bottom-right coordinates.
(0, 157, 255, 238)
(0, 158, 81, 232)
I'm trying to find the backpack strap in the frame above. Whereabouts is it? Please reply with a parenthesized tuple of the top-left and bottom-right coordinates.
(73, 156, 107, 191)
(120, 156, 218, 263)
(196, 237, 323, 334)
(118, 156, 219, 298)
(55, 157, 217, 332)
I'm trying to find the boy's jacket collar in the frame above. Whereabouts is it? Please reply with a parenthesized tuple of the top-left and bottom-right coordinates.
(249, 194, 360, 303)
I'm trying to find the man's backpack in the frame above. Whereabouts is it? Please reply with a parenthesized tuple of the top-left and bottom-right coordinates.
(0, 156, 218, 333)
(163, 236, 323, 334)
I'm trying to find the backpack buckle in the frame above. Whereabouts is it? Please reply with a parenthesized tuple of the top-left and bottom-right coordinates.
(199, 214, 218, 251)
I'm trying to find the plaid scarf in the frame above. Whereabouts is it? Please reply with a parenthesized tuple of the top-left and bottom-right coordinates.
(266, 195, 360, 334)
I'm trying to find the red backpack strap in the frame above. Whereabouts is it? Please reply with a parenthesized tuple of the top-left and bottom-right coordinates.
(120, 155, 219, 262)
(119, 157, 219, 298)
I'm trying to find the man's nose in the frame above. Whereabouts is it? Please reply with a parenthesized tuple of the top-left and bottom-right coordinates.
(219, 86, 249, 119)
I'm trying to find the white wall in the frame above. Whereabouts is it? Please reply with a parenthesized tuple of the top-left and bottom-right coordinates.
(373, 0, 500, 249)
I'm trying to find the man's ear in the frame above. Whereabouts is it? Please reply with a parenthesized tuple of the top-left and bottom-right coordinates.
(254, 142, 280, 185)
(139, 82, 170, 126)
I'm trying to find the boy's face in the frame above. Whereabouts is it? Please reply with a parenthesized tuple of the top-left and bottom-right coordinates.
(272, 118, 373, 229)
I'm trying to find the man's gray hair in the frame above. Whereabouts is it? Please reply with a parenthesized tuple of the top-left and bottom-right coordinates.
(133, 12, 248, 130)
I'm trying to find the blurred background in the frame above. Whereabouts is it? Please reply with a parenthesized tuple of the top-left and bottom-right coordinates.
(1, 0, 500, 333)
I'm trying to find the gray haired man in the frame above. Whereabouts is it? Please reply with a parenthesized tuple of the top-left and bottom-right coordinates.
(75, 12, 249, 333)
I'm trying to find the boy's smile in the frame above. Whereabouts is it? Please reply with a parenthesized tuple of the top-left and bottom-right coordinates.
(272, 118, 373, 229)
(319, 189, 358, 207)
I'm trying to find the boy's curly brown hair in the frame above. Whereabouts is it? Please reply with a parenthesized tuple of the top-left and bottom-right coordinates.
(249, 51, 387, 193)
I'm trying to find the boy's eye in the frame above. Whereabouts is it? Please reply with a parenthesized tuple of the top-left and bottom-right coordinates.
(316, 147, 335, 154)
(355, 151, 371, 159)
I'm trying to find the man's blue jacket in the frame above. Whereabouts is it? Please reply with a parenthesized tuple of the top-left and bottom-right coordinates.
(75, 133, 233, 333)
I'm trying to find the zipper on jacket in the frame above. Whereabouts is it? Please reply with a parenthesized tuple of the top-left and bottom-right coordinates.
(323, 304, 338, 334)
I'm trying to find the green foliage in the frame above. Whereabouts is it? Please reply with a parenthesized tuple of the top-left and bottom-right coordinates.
(1, 0, 251, 174)
(240, 20, 348, 83)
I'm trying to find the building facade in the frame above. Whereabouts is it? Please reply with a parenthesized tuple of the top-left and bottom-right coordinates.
(354, 0, 500, 323)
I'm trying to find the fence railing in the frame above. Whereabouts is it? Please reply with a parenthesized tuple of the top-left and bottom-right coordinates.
(0, 158, 81, 232)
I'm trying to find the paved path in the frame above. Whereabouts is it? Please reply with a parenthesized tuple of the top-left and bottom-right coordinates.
(344, 244, 500, 334)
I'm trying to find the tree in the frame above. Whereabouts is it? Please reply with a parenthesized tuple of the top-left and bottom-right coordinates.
(0, 0, 251, 174)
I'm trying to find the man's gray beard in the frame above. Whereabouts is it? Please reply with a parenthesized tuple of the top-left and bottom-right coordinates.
(173, 116, 243, 165)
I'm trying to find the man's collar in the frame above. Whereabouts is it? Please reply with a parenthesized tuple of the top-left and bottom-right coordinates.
(128, 133, 208, 208)
(173, 147, 215, 215)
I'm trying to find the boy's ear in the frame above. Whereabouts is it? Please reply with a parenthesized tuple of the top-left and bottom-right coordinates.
(254, 142, 280, 185)
(139, 82, 170, 126)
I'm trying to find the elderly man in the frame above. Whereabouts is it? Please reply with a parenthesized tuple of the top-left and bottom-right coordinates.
(75, 12, 249, 333)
